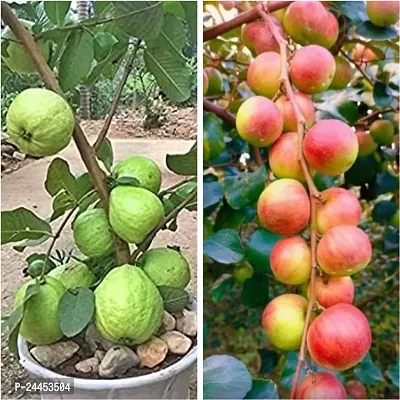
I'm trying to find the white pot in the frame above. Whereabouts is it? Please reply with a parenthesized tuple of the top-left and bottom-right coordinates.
(18, 304, 197, 399)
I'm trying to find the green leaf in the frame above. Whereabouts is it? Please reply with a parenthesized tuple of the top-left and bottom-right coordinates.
(354, 353, 384, 385)
(163, 1, 185, 18)
(44, 1, 70, 26)
(330, 1, 368, 24)
(93, 1, 114, 17)
(356, 21, 398, 40)
(336, 101, 359, 124)
(94, 32, 118, 62)
(214, 203, 256, 231)
(115, 1, 164, 40)
(246, 229, 281, 273)
(372, 200, 397, 223)
(258, 349, 279, 374)
(76, 173, 95, 199)
(204, 229, 244, 264)
(224, 166, 266, 209)
(95, 138, 114, 172)
(204, 355, 252, 400)
(345, 155, 378, 186)
(157, 286, 190, 313)
(1, 208, 52, 245)
(280, 352, 306, 389)
(387, 357, 399, 387)
(313, 173, 337, 191)
(45, 158, 78, 199)
(59, 29, 94, 91)
(204, 181, 223, 209)
(13, 234, 51, 253)
(166, 143, 197, 176)
(58, 288, 95, 337)
(244, 379, 279, 399)
(241, 273, 269, 309)
(373, 82, 393, 108)
(375, 172, 399, 195)
(50, 191, 75, 221)
(211, 275, 234, 302)
(181, 1, 197, 44)
(203, 113, 226, 163)
(383, 227, 399, 254)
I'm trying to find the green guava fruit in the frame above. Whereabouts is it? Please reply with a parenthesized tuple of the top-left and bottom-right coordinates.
(6, 88, 75, 157)
(2, 20, 50, 75)
(14, 277, 65, 345)
(73, 208, 114, 258)
(112, 156, 162, 194)
(94, 264, 163, 345)
(109, 186, 164, 244)
(48, 261, 95, 289)
(139, 248, 191, 289)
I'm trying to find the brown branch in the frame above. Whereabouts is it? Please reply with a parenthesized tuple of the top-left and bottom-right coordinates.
(93, 42, 141, 151)
(1, 3, 131, 265)
(257, 7, 322, 398)
(340, 49, 373, 86)
(203, 99, 236, 125)
(253, 147, 264, 167)
(203, 1, 293, 42)
(356, 107, 398, 124)
(158, 177, 196, 197)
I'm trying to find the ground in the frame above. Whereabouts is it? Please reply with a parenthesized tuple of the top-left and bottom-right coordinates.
(1, 127, 197, 398)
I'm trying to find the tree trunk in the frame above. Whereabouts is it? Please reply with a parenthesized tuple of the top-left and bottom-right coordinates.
(77, 1, 91, 120)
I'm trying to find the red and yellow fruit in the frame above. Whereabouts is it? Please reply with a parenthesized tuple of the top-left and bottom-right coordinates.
(369, 119, 395, 146)
(283, 1, 339, 49)
(233, 262, 253, 284)
(366, 1, 399, 27)
(221, 0, 236, 10)
(295, 372, 347, 399)
(203, 70, 209, 96)
(289, 45, 336, 94)
(311, 275, 354, 308)
(316, 188, 362, 234)
(257, 179, 310, 235)
(204, 66, 223, 95)
(345, 380, 368, 399)
(236, 96, 283, 147)
(317, 225, 372, 277)
(262, 294, 307, 351)
(303, 120, 358, 176)
(275, 92, 315, 133)
(352, 44, 379, 65)
(356, 130, 378, 156)
(330, 56, 353, 90)
(247, 52, 281, 99)
(271, 236, 311, 285)
(307, 304, 371, 371)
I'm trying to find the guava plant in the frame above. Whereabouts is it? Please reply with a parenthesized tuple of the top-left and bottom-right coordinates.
(1, 0, 198, 371)
(203, 1, 399, 399)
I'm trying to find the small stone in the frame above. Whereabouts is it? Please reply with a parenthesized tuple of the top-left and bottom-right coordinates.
(74, 357, 100, 374)
(176, 309, 197, 337)
(31, 341, 80, 369)
(137, 337, 168, 368)
(99, 346, 140, 378)
(1, 144, 15, 155)
(163, 311, 176, 331)
(94, 350, 106, 361)
(160, 331, 192, 355)
(85, 323, 114, 352)
(12, 151, 26, 161)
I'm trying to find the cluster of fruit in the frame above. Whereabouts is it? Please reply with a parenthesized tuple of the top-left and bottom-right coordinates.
(205, 1, 398, 398)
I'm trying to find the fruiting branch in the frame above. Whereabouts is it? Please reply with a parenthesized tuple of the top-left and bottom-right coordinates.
(1, 3, 131, 265)
(356, 107, 398, 124)
(339, 49, 373, 86)
(93, 42, 142, 151)
(256, 6, 321, 397)
(203, 1, 293, 42)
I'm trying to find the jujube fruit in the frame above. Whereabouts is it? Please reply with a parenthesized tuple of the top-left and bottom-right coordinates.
(295, 372, 347, 399)
(345, 380, 368, 399)
(316, 188, 362, 234)
(317, 225, 372, 277)
(307, 304, 371, 371)
(311, 275, 354, 308)
(203, 71, 209, 95)
(303, 119, 358, 176)
(356, 130, 378, 156)
(289, 45, 336, 94)
(257, 179, 310, 235)
(233, 262, 254, 284)
(330, 56, 353, 90)
(204, 66, 223, 95)
(236, 96, 283, 147)
(270, 236, 311, 285)
(247, 52, 281, 99)
(366, 1, 399, 27)
(369, 119, 395, 145)
(352, 44, 379, 65)
(283, 1, 339, 49)
(262, 294, 308, 351)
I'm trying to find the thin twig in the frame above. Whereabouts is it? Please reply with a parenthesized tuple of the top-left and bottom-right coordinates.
(356, 107, 398, 124)
(131, 188, 197, 263)
(1, 3, 131, 264)
(253, 146, 264, 167)
(203, 99, 236, 125)
(158, 177, 196, 197)
(93, 42, 142, 151)
(340, 49, 374, 86)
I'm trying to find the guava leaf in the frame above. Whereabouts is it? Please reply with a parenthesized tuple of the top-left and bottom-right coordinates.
(163, 1, 185, 18)
(203, 229, 244, 264)
(95, 138, 114, 172)
(1, 208, 52, 245)
(181, 1, 197, 44)
(167, 143, 197, 176)
(204, 355, 252, 400)
(94, 32, 118, 62)
(244, 379, 279, 399)
(45, 158, 78, 199)
(44, 1, 71, 26)
(59, 288, 95, 337)
(157, 286, 189, 313)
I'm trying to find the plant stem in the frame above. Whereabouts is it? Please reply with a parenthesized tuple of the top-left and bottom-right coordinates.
(1, 3, 131, 265)
(158, 177, 196, 197)
(356, 107, 398, 124)
(131, 188, 197, 263)
(253, 146, 264, 167)
(93, 42, 142, 151)
(257, 7, 322, 397)
(339, 49, 373, 86)
(203, 99, 236, 125)
(203, 1, 293, 42)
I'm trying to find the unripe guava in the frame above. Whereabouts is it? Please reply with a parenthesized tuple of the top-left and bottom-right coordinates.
(109, 186, 164, 244)
(73, 208, 114, 258)
(2, 20, 50, 75)
(139, 248, 191, 289)
(94, 265, 163, 345)
(112, 156, 162, 194)
(6, 88, 75, 157)
(48, 261, 95, 289)
(14, 277, 65, 345)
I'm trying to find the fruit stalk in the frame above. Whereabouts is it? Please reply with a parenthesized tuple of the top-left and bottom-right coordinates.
(1, 3, 131, 264)
(339, 49, 373, 86)
(203, 1, 293, 42)
(93, 42, 142, 151)
(256, 6, 321, 397)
